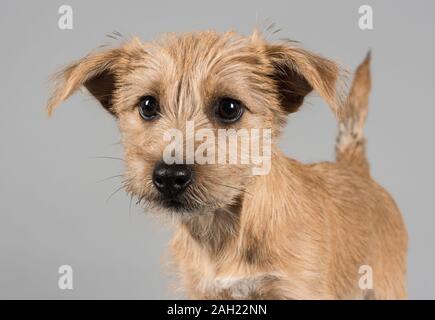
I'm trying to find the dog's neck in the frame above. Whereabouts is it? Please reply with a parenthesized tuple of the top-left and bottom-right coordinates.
(180, 196, 243, 254)
(179, 149, 298, 257)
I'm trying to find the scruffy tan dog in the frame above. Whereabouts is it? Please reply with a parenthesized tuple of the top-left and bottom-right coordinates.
(47, 30, 408, 299)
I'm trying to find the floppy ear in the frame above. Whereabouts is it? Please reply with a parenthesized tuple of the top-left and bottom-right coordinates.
(265, 44, 345, 116)
(47, 47, 125, 116)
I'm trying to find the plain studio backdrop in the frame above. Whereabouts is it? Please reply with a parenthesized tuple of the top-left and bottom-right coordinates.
(1, 0, 434, 299)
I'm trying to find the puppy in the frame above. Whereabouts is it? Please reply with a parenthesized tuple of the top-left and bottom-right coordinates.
(47, 30, 408, 299)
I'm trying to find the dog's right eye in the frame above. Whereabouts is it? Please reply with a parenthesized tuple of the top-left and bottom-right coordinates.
(139, 96, 160, 120)
(215, 98, 244, 124)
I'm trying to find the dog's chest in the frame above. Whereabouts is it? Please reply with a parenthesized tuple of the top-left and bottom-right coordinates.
(199, 273, 283, 299)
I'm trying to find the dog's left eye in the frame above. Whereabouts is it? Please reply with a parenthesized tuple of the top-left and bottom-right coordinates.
(139, 96, 160, 120)
(215, 98, 244, 123)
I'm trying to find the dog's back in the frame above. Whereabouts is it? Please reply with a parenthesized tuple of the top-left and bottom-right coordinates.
(308, 54, 408, 299)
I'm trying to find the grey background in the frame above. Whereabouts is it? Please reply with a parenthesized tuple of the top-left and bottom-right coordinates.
(0, 0, 434, 299)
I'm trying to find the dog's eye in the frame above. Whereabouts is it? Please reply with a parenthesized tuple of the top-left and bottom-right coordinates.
(215, 98, 244, 123)
(139, 96, 160, 120)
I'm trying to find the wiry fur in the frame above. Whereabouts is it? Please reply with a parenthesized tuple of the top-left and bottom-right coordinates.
(47, 30, 408, 299)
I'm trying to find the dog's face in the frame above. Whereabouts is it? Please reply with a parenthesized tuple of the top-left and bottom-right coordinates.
(48, 31, 342, 216)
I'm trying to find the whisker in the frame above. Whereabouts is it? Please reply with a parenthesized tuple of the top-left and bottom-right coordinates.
(90, 156, 124, 161)
(136, 194, 146, 205)
(106, 185, 125, 202)
(129, 194, 133, 217)
(108, 140, 122, 146)
(96, 174, 123, 183)
(214, 182, 253, 197)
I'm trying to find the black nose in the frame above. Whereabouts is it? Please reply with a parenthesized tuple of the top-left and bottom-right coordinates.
(152, 163, 193, 196)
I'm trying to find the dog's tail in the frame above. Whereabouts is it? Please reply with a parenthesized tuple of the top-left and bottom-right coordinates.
(335, 52, 371, 176)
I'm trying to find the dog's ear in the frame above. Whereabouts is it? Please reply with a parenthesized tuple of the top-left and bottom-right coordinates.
(265, 44, 344, 115)
(47, 38, 145, 116)
(47, 48, 122, 116)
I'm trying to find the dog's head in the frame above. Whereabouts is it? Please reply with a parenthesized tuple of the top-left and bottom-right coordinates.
(48, 31, 342, 216)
